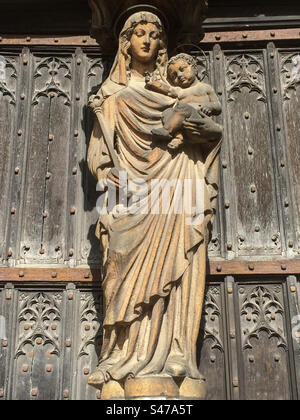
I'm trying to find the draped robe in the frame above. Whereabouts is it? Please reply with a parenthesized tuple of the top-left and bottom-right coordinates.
(88, 73, 221, 382)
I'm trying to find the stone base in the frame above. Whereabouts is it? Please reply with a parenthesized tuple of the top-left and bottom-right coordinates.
(101, 380, 125, 400)
(179, 377, 206, 400)
(89, 373, 206, 400)
(125, 376, 179, 400)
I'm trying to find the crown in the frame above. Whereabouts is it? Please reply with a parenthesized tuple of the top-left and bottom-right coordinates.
(88, 0, 208, 53)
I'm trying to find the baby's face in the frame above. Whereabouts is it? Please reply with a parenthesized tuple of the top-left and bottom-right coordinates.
(167, 60, 197, 88)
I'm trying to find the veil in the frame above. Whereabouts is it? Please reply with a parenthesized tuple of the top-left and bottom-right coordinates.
(99, 11, 168, 100)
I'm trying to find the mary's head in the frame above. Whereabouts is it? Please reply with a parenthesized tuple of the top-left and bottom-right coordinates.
(109, 12, 168, 86)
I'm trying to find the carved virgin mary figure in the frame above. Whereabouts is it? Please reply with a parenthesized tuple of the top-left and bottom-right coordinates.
(87, 10, 222, 399)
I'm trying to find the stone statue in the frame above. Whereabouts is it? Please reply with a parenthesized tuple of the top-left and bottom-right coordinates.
(87, 10, 222, 400)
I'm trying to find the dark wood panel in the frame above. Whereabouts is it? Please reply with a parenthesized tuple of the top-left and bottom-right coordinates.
(42, 56, 72, 262)
(20, 55, 51, 261)
(224, 51, 282, 256)
(236, 283, 291, 400)
(199, 284, 228, 400)
(280, 51, 300, 254)
(11, 290, 64, 400)
(0, 54, 17, 262)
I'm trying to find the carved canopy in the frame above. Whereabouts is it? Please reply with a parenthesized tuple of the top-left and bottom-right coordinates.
(88, 0, 208, 53)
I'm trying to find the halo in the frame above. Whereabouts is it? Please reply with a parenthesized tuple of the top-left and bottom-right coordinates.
(113, 4, 169, 39)
(173, 43, 210, 81)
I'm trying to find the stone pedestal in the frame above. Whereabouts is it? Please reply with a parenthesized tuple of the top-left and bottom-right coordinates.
(178, 377, 206, 400)
(101, 380, 125, 400)
(124, 376, 179, 400)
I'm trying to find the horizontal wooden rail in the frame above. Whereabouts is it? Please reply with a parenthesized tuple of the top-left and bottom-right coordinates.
(0, 28, 299, 47)
(0, 260, 299, 282)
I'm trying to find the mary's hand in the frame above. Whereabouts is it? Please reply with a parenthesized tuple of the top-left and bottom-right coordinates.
(183, 114, 223, 143)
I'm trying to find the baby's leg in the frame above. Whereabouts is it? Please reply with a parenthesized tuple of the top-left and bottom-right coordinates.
(163, 105, 191, 135)
(152, 107, 188, 142)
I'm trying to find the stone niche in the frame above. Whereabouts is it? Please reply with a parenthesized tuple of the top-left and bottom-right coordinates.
(88, 0, 208, 53)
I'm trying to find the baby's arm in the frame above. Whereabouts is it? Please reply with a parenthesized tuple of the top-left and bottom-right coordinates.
(145, 75, 179, 99)
(204, 84, 222, 116)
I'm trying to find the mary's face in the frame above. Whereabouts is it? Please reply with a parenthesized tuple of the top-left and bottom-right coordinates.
(130, 23, 160, 64)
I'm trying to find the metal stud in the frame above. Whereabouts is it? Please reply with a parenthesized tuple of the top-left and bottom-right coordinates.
(23, 365, 29, 372)
(290, 285, 296, 293)
(222, 161, 228, 168)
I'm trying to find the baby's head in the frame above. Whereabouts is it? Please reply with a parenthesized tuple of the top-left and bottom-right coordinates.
(167, 53, 198, 88)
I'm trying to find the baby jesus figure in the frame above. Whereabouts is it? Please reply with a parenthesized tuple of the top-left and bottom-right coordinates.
(145, 53, 222, 150)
